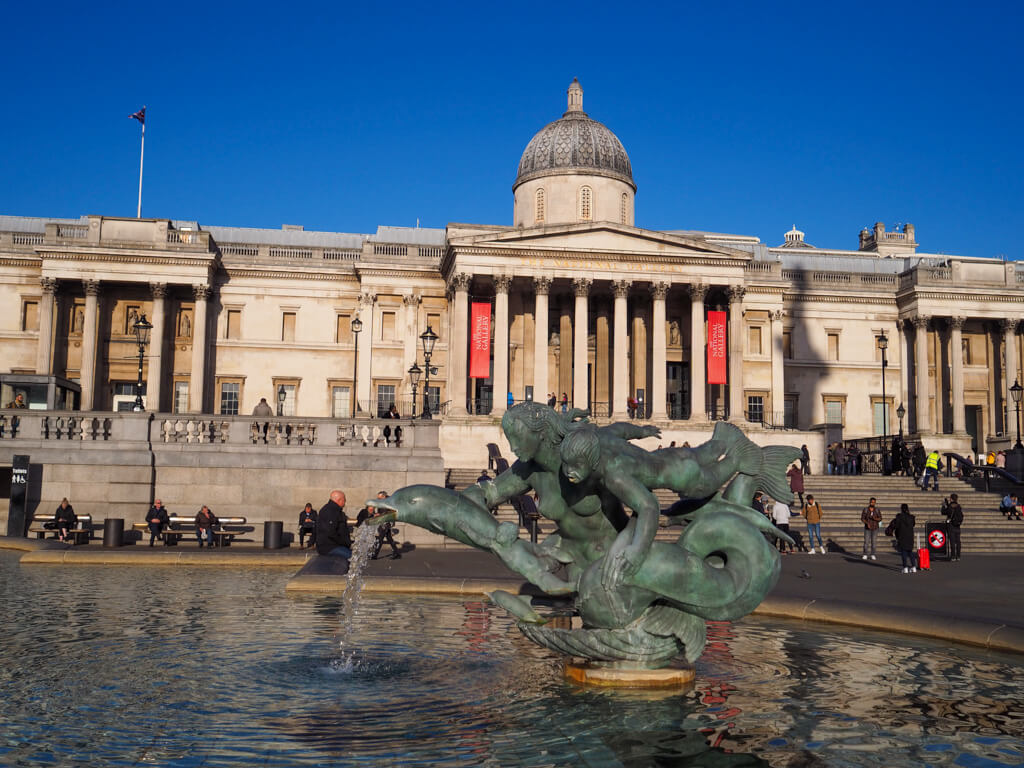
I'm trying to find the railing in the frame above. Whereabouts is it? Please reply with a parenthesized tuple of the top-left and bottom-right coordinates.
(269, 247, 314, 259)
(372, 243, 408, 257)
(944, 452, 1022, 492)
(745, 410, 793, 430)
(467, 398, 493, 416)
(12, 233, 43, 245)
(56, 224, 88, 239)
(166, 231, 200, 245)
(706, 405, 729, 421)
(220, 244, 259, 257)
(323, 250, 360, 261)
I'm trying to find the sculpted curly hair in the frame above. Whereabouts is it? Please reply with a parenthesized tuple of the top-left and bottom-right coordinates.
(501, 401, 588, 447)
(559, 421, 601, 470)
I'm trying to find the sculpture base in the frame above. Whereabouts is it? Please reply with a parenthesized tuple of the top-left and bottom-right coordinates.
(563, 660, 695, 689)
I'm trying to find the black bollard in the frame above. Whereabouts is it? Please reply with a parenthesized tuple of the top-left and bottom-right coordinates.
(103, 518, 124, 548)
(263, 520, 283, 549)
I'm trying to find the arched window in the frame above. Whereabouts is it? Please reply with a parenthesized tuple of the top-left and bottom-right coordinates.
(579, 186, 592, 221)
(535, 188, 545, 223)
(620, 193, 629, 224)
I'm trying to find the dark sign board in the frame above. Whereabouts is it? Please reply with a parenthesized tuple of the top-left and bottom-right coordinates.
(7, 454, 29, 537)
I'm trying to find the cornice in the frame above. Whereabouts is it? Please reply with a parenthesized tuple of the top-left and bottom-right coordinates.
(39, 250, 215, 268)
(904, 290, 1024, 303)
(224, 267, 355, 282)
(786, 293, 900, 306)
(449, 244, 745, 268)
(0, 256, 43, 268)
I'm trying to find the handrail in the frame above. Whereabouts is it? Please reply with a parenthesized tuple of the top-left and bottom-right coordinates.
(943, 452, 1023, 492)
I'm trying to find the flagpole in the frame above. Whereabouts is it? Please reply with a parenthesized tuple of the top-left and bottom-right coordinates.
(136, 119, 145, 218)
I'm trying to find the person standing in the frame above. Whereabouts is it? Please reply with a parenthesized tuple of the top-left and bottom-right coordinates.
(861, 497, 883, 560)
(922, 449, 941, 492)
(316, 489, 353, 561)
(803, 494, 825, 554)
(560, 392, 568, 413)
(195, 505, 218, 548)
(54, 498, 77, 543)
(834, 443, 846, 475)
(298, 503, 317, 548)
(945, 492, 964, 561)
(787, 463, 805, 508)
(771, 498, 794, 554)
(146, 499, 169, 547)
(800, 444, 811, 475)
(890, 503, 917, 573)
(547, 393, 556, 408)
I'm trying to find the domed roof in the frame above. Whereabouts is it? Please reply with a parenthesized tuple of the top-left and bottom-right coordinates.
(514, 79, 635, 191)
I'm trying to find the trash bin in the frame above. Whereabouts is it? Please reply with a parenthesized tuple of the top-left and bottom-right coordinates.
(263, 520, 283, 549)
(925, 520, 950, 561)
(103, 518, 124, 548)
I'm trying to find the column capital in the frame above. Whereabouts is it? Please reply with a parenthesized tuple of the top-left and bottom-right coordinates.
(650, 281, 670, 301)
(727, 285, 746, 304)
(192, 284, 211, 302)
(949, 316, 966, 331)
(911, 315, 931, 330)
(612, 279, 631, 299)
(150, 282, 168, 300)
(772, 309, 785, 321)
(449, 272, 471, 293)
(573, 277, 592, 297)
(358, 291, 376, 310)
(998, 318, 1018, 334)
(494, 274, 513, 294)
(687, 282, 709, 301)
(83, 279, 100, 297)
(40, 277, 58, 295)
(533, 276, 552, 295)
(402, 292, 421, 307)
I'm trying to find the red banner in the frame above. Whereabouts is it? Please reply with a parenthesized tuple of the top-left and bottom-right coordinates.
(707, 310, 727, 385)
(469, 302, 492, 379)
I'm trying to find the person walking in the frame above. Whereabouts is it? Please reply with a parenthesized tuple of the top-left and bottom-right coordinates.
(861, 497, 883, 560)
(890, 503, 917, 573)
(316, 489, 353, 562)
(146, 499, 169, 547)
(922, 449, 941, 492)
(298, 502, 317, 548)
(787, 463, 805, 508)
(771, 498, 794, 554)
(803, 494, 825, 554)
(945, 492, 964, 561)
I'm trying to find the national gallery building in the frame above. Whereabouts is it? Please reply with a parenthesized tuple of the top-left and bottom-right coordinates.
(2, 80, 1023, 469)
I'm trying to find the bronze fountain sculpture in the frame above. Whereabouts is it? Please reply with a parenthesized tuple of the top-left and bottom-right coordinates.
(373, 402, 797, 680)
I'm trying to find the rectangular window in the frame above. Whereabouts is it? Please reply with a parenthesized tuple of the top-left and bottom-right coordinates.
(173, 381, 189, 414)
(427, 385, 440, 415)
(872, 399, 890, 436)
(825, 398, 843, 425)
(784, 396, 798, 429)
(220, 382, 240, 415)
(827, 333, 839, 361)
(381, 311, 396, 341)
(746, 395, 764, 424)
(336, 314, 352, 344)
(275, 384, 296, 416)
(282, 312, 296, 342)
(226, 310, 241, 339)
(376, 384, 396, 417)
(782, 330, 792, 359)
(21, 300, 39, 331)
(332, 386, 351, 418)
(747, 326, 762, 356)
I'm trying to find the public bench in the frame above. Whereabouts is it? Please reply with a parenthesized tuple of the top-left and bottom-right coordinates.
(27, 514, 94, 544)
(131, 516, 249, 547)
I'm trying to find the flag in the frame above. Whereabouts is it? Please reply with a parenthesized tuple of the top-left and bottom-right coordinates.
(130, 106, 146, 125)
(707, 310, 728, 385)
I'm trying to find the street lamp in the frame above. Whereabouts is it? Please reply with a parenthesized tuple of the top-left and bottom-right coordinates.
(131, 314, 153, 411)
(420, 325, 439, 420)
(1011, 379, 1023, 450)
(897, 403, 906, 437)
(351, 316, 363, 418)
(408, 363, 421, 419)
(277, 385, 286, 417)
(878, 332, 889, 474)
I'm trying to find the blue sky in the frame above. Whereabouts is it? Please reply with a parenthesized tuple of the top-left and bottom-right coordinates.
(1, 1, 1021, 258)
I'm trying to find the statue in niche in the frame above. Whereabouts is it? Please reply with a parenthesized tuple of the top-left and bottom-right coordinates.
(669, 320, 681, 346)
(179, 311, 192, 338)
(72, 306, 84, 334)
(126, 307, 139, 334)
(374, 403, 797, 671)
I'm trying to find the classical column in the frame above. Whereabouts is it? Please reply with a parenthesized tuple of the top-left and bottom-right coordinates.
(912, 316, 931, 434)
(1002, 319, 1019, 436)
(612, 280, 631, 419)
(35, 277, 58, 375)
(728, 285, 745, 421)
(357, 292, 375, 414)
(189, 284, 210, 413)
(80, 280, 100, 410)
(771, 309, 785, 419)
(572, 278, 591, 410)
(449, 273, 471, 417)
(532, 276, 551, 403)
(650, 282, 669, 419)
(148, 283, 167, 412)
(949, 317, 966, 434)
(492, 275, 512, 416)
(688, 283, 708, 421)
(401, 292, 420, 397)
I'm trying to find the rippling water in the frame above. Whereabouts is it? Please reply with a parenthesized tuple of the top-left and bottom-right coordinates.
(1, 551, 1022, 767)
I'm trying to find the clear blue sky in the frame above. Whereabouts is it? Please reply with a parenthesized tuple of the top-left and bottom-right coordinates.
(2, 1, 1021, 258)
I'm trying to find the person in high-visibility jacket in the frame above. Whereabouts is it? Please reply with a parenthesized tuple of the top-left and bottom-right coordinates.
(922, 449, 941, 492)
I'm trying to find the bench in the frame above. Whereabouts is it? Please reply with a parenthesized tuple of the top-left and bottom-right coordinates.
(27, 514, 94, 545)
(132, 516, 249, 547)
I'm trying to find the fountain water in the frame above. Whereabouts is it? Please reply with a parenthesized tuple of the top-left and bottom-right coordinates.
(331, 522, 379, 670)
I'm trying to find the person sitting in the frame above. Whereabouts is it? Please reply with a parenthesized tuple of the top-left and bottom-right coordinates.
(195, 505, 219, 548)
(298, 502, 317, 548)
(146, 499, 169, 547)
(386, 403, 400, 419)
(1001, 493, 1023, 520)
(54, 497, 77, 543)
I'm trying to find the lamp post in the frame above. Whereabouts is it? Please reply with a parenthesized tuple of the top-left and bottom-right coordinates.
(277, 385, 286, 417)
(351, 316, 363, 418)
(408, 363, 421, 419)
(897, 403, 906, 437)
(420, 325, 438, 419)
(1011, 379, 1023, 450)
(131, 314, 153, 412)
(878, 332, 889, 474)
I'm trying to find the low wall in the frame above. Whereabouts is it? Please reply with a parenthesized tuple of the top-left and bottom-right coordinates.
(0, 411, 446, 545)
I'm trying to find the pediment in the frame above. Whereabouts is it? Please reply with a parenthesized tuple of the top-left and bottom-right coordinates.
(448, 221, 750, 261)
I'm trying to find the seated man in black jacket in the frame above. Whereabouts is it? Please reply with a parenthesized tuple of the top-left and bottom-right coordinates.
(316, 489, 353, 561)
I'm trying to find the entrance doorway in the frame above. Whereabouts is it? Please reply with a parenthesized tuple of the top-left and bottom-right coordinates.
(966, 405, 981, 456)
(666, 363, 689, 419)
